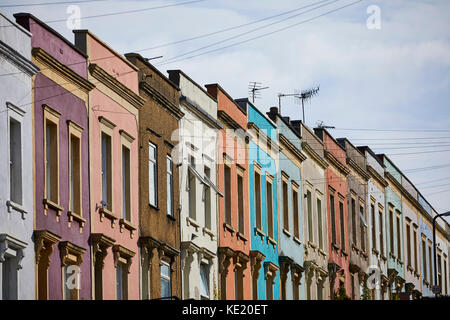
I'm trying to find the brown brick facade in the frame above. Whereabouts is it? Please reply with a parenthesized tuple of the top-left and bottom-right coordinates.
(126, 53, 184, 299)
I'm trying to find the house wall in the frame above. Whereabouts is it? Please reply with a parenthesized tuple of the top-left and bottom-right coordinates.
(247, 101, 280, 300)
(300, 123, 329, 300)
(206, 84, 251, 300)
(15, 14, 92, 300)
(169, 71, 220, 300)
(125, 53, 182, 300)
(0, 13, 37, 300)
(74, 30, 140, 300)
(271, 117, 305, 300)
(364, 149, 388, 300)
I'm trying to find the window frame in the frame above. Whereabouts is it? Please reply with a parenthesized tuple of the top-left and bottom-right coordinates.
(254, 163, 262, 231)
(237, 168, 245, 235)
(68, 121, 83, 218)
(329, 190, 336, 246)
(266, 174, 274, 240)
(148, 141, 158, 208)
(166, 155, 174, 217)
(99, 116, 115, 212)
(282, 172, 289, 233)
(7, 102, 25, 208)
(120, 130, 134, 222)
(43, 105, 61, 206)
(292, 182, 300, 240)
(160, 260, 171, 298)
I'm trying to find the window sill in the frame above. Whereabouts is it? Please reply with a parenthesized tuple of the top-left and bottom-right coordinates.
(267, 236, 277, 247)
(341, 249, 348, 257)
(332, 242, 339, 251)
(407, 265, 414, 273)
(237, 232, 248, 243)
(68, 211, 86, 229)
(318, 248, 326, 257)
(372, 248, 379, 256)
(351, 243, 359, 253)
(282, 228, 291, 237)
(119, 218, 137, 238)
(186, 216, 200, 231)
(43, 198, 64, 217)
(6, 200, 27, 219)
(99, 207, 119, 227)
(203, 227, 215, 240)
(223, 222, 236, 235)
(293, 236, 301, 245)
(380, 254, 387, 261)
(166, 213, 176, 221)
(308, 241, 317, 249)
(149, 203, 160, 211)
(254, 227, 265, 239)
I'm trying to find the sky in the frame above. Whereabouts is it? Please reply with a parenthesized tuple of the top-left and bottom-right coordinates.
(1, 0, 449, 222)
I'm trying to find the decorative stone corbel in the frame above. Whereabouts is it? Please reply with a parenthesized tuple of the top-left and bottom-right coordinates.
(250, 250, 265, 280)
(59, 241, 86, 267)
(91, 233, 115, 269)
(0, 234, 27, 269)
(112, 244, 136, 274)
(34, 230, 60, 266)
(218, 247, 235, 276)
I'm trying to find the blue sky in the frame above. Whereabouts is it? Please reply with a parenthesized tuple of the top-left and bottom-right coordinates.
(2, 0, 449, 221)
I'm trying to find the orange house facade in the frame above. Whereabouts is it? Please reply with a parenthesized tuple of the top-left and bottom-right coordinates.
(206, 84, 251, 300)
(315, 128, 351, 299)
(74, 30, 144, 300)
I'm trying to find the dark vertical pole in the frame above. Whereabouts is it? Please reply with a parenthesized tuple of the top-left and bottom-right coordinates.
(278, 95, 281, 115)
(302, 97, 305, 122)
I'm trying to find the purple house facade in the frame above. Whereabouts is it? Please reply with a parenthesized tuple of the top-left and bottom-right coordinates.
(15, 13, 94, 300)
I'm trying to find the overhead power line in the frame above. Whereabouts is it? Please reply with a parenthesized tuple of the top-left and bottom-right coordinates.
(158, 0, 339, 65)
(138, 0, 335, 51)
(157, 0, 364, 66)
(0, 0, 208, 27)
(0, 0, 108, 7)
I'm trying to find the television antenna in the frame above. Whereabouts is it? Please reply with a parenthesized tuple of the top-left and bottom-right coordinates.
(278, 90, 302, 115)
(296, 86, 319, 123)
(316, 120, 335, 129)
(248, 82, 269, 103)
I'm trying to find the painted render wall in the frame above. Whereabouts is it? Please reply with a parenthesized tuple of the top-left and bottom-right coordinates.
(337, 138, 369, 300)
(247, 101, 280, 300)
(0, 13, 38, 300)
(317, 129, 351, 299)
(299, 122, 329, 300)
(169, 71, 220, 300)
(274, 115, 305, 300)
(382, 156, 405, 294)
(74, 30, 140, 300)
(402, 199, 421, 296)
(15, 14, 92, 300)
(361, 147, 388, 300)
(206, 84, 252, 300)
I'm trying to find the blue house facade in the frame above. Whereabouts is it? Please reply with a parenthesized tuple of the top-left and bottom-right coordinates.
(237, 99, 280, 300)
(419, 203, 434, 297)
(267, 108, 306, 300)
(380, 155, 405, 298)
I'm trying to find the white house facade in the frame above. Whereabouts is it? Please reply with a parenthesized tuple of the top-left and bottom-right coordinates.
(0, 13, 39, 300)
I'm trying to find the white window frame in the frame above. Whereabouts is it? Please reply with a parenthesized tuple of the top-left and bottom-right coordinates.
(148, 141, 158, 208)
(160, 260, 171, 298)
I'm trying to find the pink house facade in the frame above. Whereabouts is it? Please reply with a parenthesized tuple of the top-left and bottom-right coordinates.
(74, 30, 144, 300)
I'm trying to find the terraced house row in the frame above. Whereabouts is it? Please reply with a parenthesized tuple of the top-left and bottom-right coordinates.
(0, 12, 449, 300)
